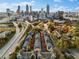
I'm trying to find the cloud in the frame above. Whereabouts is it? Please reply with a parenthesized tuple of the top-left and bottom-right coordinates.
(69, 0, 77, 2)
(75, 7, 79, 12)
(54, 0, 62, 2)
(0, 3, 14, 12)
(0, 1, 35, 12)
(52, 4, 71, 12)
(54, 0, 77, 2)
(16, 1, 35, 6)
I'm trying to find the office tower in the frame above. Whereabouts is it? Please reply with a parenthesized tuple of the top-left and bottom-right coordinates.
(26, 4, 29, 13)
(16, 5, 20, 14)
(46, 4, 50, 15)
(17, 5, 20, 12)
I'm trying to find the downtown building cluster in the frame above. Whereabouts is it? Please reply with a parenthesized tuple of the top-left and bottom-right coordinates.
(15, 4, 51, 20)
(4, 4, 79, 22)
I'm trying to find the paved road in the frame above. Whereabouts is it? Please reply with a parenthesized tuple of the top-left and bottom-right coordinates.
(0, 22, 20, 59)
(3, 27, 26, 59)
(0, 21, 30, 59)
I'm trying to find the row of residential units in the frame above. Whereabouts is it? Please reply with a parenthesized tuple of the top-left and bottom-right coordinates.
(16, 31, 56, 59)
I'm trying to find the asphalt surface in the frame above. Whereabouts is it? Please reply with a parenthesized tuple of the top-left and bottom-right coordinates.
(0, 22, 20, 59)
(0, 21, 29, 59)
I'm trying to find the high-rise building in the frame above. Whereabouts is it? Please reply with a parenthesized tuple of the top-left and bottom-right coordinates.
(26, 4, 29, 13)
(17, 5, 20, 12)
(16, 5, 20, 14)
(46, 4, 50, 15)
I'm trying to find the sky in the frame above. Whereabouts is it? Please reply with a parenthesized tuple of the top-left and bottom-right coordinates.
(0, 0, 79, 12)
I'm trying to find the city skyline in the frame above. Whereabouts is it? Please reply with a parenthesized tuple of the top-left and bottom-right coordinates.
(0, 0, 79, 12)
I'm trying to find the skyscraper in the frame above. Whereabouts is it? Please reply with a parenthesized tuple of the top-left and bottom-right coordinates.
(16, 5, 20, 14)
(47, 4, 50, 15)
(17, 5, 20, 12)
(26, 4, 29, 13)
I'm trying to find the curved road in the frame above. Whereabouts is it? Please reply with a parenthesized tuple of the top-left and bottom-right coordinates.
(0, 22, 20, 59)
(0, 21, 30, 59)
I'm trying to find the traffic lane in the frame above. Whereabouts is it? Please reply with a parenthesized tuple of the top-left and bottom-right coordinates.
(1, 22, 28, 59)
(0, 22, 20, 58)
(1, 27, 25, 59)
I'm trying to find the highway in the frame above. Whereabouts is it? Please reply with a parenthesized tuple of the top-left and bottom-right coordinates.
(0, 21, 29, 59)
(0, 22, 20, 59)
(2, 25, 27, 59)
